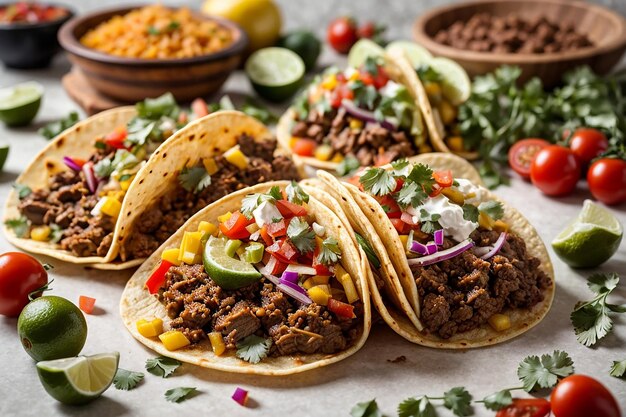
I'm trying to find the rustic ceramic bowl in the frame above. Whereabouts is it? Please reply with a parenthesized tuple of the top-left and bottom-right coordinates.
(58, 5, 247, 102)
(413, 0, 626, 86)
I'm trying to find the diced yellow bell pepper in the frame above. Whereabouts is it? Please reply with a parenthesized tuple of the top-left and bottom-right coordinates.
(198, 221, 217, 236)
(399, 235, 409, 249)
(308, 286, 330, 306)
(203, 158, 219, 176)
(178, 231, 203, 264)
(321, 74, 337, 90)
(136, 318, 164, 338)
(494, 220, 509, 233)
(437, 100, 458, 125)
(317, 284, 332, 295)
(159, 330, 190, 351)
(119, 177, 134, 191)
(479, 212, 495, 230)
(107, 190, 126, 201)
(289, 137, 298, 149)
(488, 314, 511, 332)
(441, 187, 465, 205)
(338, 271, 359, 303)
(348, 70, 360, 81)
(101, 197, 122, 218)
(314, 144, 334, 161)
(217, 212, 232, 224)
(447, 136, 465, 153)
(30, 225, 51, 242)
(302, 278, 314, 290)
(311, 275, 330, 285)
(349, 118, 363, 130)
(208, 332, 226, 356)
(161, 248, 181, 266)
(424, 82, 442, 103)
(331, 153, 344, 163)
(245, 223, 260, 235)
(224, 146, 248, 170)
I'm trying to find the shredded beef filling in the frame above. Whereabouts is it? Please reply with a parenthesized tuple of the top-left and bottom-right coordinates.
(160, 264, 361, 356)
(414, 229, 551, 339)
(124, 135, 300, 260)
(292, 108, 417, 166)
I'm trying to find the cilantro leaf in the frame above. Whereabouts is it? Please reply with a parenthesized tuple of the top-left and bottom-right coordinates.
(588, 272, 619, 294)
(517, 350, 574, 392)
(610, 360, 626, 378)
(443, 387, 472, 416)
(398, 396, 435, 417)
(407, 164, 435, 194)
(164, 387, 197, 403)
(13, 183, 32, 199)
(350, 399, 383, 417)
(4, 216, 29, 238)
(318, 237, 342, 265)
(145, 356, 181, 378)
(391, 159, 411, 177)
(126, 118, 157, 146)
(286, 181, 309, 205)
(481, 389, 513, 411)
(38, 112, 80, 140)
(462, 204, 479, 223)
(94, 149, 139, 179)
(396, 182, 428, 209)
(49, 223, 63, 244)
(359, 168, 396, 196)
(268, 186, 283, 201)
(337, 156, 361, 177)
(478, 201, 504, 220)
(350, 80, 378, 110)
(113, 368, 144, 390)
(236, 335, 271, 364)
(178, 166, 210, 193)
(287, 217, 316, 254)
(136, 92, 179, 119)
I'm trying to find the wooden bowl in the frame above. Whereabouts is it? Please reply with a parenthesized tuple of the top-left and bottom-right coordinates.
(58, 5, 247, 102)
(413, 0, 626, 87)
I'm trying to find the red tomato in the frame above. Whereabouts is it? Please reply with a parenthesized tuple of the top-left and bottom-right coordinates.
(312, 251, 332, 276)
(587, 158, 626, 205)
(569, 128, 609, 166)
(191, 98, 209, 118)
(104, 127, 127, 149)
(433, 170, 454, 187)
(551, 375, 621, 417)
(292, 138, 317, 157)
(508, 138, 550, 179)
(429, 183, 443, 197)
(330, 85, 354, 108)
(390, 218, 410, 234)
(377, 195, 401, 218)
(496, 398, 550, 417)
(0, 252, 48, 317)
(145, 260, 173, 294)
(360, 71, 375, 86)
(275, 200, 308, 218)
(372, 67, 389, 89)
(259, 226, 273, 246)
(266, 219, 288, 238)
(356, 21, 376, 39)
(219, 211, 253, 240)
(327, 298, 355, 318)
(327, 17, 358, 54)
(267, 239, 298, 263)
(530, 145, 581, 196)
(78, 296, 96, 315)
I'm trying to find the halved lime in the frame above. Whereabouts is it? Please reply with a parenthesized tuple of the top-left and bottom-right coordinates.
(0, 81, 43, 126)
(36, 352, 119, 405)
(245, 47, 305, 102)
(0, 146, 8, 171)
(385, 40, 432, 68)
(203, 236, 262, 289)
(552, 200, 623, 268)
(429, 57, 471, 105)
(348, 38, 385, 68)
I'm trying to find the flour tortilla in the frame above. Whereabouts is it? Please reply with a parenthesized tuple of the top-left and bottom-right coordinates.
(120, 181, 371, 375)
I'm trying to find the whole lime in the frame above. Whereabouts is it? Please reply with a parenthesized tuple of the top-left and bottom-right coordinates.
(277, 31, 321, 71)
(17, 296, 87, 362)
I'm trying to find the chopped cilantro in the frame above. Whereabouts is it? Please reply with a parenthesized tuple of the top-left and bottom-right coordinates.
(396, 182, 428, 209)
(241, 193, 275, 219)
(359, 167, 396, 196)
(610, 360, 626, 379)
(13, 183, 32, 199)
(236, 335, 271, 364)
(125, 118, 156, 146)
(4, 216, 29, 238)
(113, 368, 144, 391)
(398, 396, 435, 417)
(38, 112, 80, 140)
(363, 56, 380, 76)
(337, 155, 361, 177)
(350, 80, 379, 110)
(407, 164, 435, 194)
(164, 387, 197, 403)
(350, 399, 382, 417)
(517, 350, 574, 392)
(286, 181, 309, 205)
(145, 356, 181, 378)
(136, 92, 179, 119)
(241, 100, 278, 124)
(268, 186, 283, 201)
(147, 25, 160, 35)
(178, 166, 211, 193)
(94, 149, 139, 179)
(287, 217, 316, 253)
(480, 389, 513, 411)
(318, 237, 342, 265)
(462, 204, 479, 223)
(391, 159, 411, 177)
(49, 224, 63, 243)
(478, 201, 504, 220)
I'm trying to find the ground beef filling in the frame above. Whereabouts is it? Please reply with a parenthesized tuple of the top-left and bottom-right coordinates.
(414, 229, 552, 339)
(17, 145, 117, 257)
(292, 108, 417, 166)
(160, 264, 361, 356)
(124, 135, 300, 260)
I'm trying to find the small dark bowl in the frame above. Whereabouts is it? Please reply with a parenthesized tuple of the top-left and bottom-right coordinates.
(0, 3, 74, 69)
(58, 5, 248, 103)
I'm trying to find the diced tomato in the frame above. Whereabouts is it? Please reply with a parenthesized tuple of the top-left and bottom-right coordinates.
(377, 195, 401, 218)
(177, 111, 188, 124)
(292, 139, 317, 157)
(71, 158, 87, 168)
(267, 239, 298, 263)
(336, 72, 346, 83)
(373, 152, 395, 167)
(219, 211, 253, 240)
(393, 178, 404, 192)
(312, 251, 332, 276)
(266, 219, 288, 238)
(145, 260, 173, 294)
(433, 170, 454, 187)
(259, 225, 273, 246)
(429, 183, 442, 197)
(373, 67, 389, 89)
(330, 85, 354, 108)
(496, 398, 550, 417)
(328, 298, 355, 318)
(264, 255, 288, 276)
(346, 175, 362, 188)
(276, 200, 307, 218)
(191, 98, 209, 118)
(390, 218, 410, 234)
(360, 71, 374, 86)
(104, 127, 127, 149)
(78, 296, 96, 314)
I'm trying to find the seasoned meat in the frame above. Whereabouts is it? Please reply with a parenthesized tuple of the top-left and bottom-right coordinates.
(18, 200, 51, 225)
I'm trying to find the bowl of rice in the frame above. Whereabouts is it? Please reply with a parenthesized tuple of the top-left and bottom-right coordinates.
(58, 4, 247, 102)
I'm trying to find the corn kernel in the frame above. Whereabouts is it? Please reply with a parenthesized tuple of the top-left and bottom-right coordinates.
(136, 318, 164, 338)
(198, 221, 217, 236)
(224, 146, 248, 170)
(208, 332, 226, 356)
(119, 177, 134, 191)
(321, 74, 337, 90)
(349, 118, 363, 130)
(311, 275, 330, 285)
(447, 136, 465, 153)
(314, 144, 333, 161)
(161, 248, 181, 266)
(308, 286, 330, 306)
(494, 220, 509, 233)
(488, 314, 511, 332)
(30, 225, 50, 242)
(217, 212, 232, 223)
(101, 197, 122, 218)
(338, 272, 359, 303)
(107, 190, 126, 201)
(203, 158, 219, 175)
(159, 330, 190, 351)
(441, 187, 465, 205)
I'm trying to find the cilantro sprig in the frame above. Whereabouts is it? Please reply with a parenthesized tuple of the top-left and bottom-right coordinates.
(145, 356, 181, 378)
(4, 216, 29, 238)
(178, 166, 211, 193)
(286, 181, 309, 205)
(317, 237, 342, 265)
(398, 387, 472, 417)
(359, 167, 396, 196)
(164, 387, 197, 403)
(351, 399, 383, 417)
(13, 183, 32, 199)
(610, 360, 626, 379)
(236, 335, 271, 364)
(287, 217, 316, 254)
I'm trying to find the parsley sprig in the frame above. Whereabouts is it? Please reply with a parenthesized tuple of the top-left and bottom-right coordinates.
(113, 368, 144, 390)
(317, 237, 342, 265)
(286, 181, 309, 205)
(610, 360, 626, 379)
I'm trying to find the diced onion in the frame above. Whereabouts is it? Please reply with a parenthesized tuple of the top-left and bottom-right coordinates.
(312, 222, 326, 237)
(401, 212, 418, 226)
(285, 264, 317, 276)
(277, 282, 312, 305)
(408, 239, 474, 267)
(410, 240, 428, 255)
(232, 387, 248, 406)
(82, 162, 98, 194)
(341, 99, 398, 131)
(426, 242, 438, 255)
(434, 229, 444, 246)
(63, 156, 82, 172)
(480, 233, 507, 260)
(90, 198, 106, 217)
(280, 270, 299, 284)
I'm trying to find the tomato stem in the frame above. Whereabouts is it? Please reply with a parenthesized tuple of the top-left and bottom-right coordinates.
(28, 278, 54, 301)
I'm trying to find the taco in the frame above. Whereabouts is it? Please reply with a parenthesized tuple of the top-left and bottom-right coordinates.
(120, 182, 371, 375)
(277, 54, 449, 173)
(317, 153, 554, 348)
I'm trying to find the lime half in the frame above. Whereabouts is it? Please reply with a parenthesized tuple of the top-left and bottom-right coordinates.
(429, 57, 471, 105)
(0, 81, 43, 126)
(36, 352, 119, 405)
(385, 40, 432, 68)
(245, 47, 305, 102)
(203, 236, 262, 289)
(348, 38, 385, 68)
(552, 200, 623, 268)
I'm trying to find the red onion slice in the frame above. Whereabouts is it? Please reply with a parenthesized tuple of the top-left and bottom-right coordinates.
(277, 282, 312, 305)
(63, 156, 82, 172)
(410, 240, 428, 255)
(426, 242, 438, 255)
(480, 233, 507, 260)
(260, 273, 280, 286)
(280, 270, 299, 284)
(341, 99, 398, 131)
(82, 162, 98, 194)
(408, 239, 474, 267)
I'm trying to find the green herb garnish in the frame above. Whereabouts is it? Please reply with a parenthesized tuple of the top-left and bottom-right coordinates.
(113, 368, 144, 391)
(287, 217, 316, 254)
(236, 335, 271, 364)
(4, 216, 29, 238)
(38, 112, 79, 140)
(286, 181, 309, 205)
(145, 356, 181, 378)
(351, 399, 383, 417)
(165, 387, 197, 403)
(13, 183, 32, 199)
(610, 360, 626, 379)
(337, 155, 361, 177)
(318, 237, 342, 265)
(359, 167, 396, 196)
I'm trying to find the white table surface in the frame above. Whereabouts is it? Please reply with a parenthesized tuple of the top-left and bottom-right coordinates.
(1, 13, 626, 417)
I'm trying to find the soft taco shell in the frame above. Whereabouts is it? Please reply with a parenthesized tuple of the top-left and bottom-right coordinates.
(120, 181, 371, 375)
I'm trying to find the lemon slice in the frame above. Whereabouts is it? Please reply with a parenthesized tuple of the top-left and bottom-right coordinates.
(385, 40, 432, 68)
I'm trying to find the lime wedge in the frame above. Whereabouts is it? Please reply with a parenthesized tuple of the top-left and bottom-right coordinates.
(0, 81, 43, 126)
(203, 236, 262, 289)
(385, 40, 432, 68)
(552, 200, 623, 268)
(36, 352, 119, 405)
(429, 57, 471, 105)
(0, 146, 8, 171)
(245, 47, 305, 102)
(348, 38, 385, 68)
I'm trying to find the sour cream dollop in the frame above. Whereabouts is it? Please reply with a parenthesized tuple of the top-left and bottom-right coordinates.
(406, 194, 478, 242)
(454, 178, 487, 205)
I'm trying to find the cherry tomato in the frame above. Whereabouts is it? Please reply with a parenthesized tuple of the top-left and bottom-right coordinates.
(569, 128, 609, 166)
(508, 138, 550, 179)
(587, 158, 626, 205)
(191, 98, 209, 118)
(327, 17, 358, 54)
(327, 298, 355, 318)
(551, 375, 621, 417)
(292, 138, 317, 157)
(530, 145, 581, 196)
(433, 170, 454, 187)
(495, 398, 550, 417)
(0, 252, 48, 317)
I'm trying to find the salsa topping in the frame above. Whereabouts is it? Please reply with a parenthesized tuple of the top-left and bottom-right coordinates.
(0, 2, 69, 24)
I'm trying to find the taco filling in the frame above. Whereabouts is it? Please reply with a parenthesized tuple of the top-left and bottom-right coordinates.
(357, 160, 552, 339)
(289, 57, 427, 166)
(9, 94, 207, 258)
(121, 134, 300, 261)
(143, 184, 363, 360)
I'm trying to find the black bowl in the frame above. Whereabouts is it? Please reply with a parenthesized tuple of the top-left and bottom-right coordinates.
(0, 3, 74, 69)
